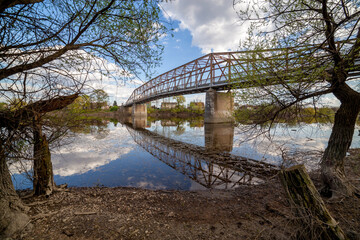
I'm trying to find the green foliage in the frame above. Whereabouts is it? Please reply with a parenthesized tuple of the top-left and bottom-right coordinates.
(147, 106, 157, 114)
(234, 105, 336, 124)
(67, 95, 91, 113)
(9, 98, 27, 111)
(188, 101, 204, 113)
(109, 106, 119, 112)
(173, 95, 185, 107)
(0, 102, 8, 110)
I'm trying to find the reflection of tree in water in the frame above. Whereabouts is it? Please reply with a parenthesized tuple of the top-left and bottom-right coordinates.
(92, 125, 110, 139)
(173, 125, 185, 136)
(188, 118, 204, 128)
(110, 118, 119, 127)
(67, 118, 110, 139)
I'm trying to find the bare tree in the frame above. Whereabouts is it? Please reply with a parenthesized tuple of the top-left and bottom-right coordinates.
(233, 0, 360, 198)
(0, 0, 167, 237)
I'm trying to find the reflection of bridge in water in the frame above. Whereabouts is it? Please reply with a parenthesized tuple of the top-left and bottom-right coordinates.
(125, 122, 279, 189)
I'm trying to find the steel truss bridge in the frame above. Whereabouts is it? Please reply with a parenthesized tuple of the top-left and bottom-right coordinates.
(125, 124, 278, 189)
(125, 41, 360, 107)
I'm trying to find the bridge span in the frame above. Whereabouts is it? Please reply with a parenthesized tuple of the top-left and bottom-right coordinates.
(121, 42, 360, 123)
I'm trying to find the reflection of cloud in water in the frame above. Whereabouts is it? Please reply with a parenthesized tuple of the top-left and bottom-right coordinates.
(231, 123, 352, 169)
(52, 124, 135, 177)
(147, 121, 344, 169)
(134, 181, 166, 190)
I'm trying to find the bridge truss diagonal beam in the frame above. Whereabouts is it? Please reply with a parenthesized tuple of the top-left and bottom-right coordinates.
(124, 40, 360, 107)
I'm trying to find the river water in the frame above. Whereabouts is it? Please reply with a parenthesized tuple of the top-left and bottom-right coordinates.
(11, 117, 360, 191)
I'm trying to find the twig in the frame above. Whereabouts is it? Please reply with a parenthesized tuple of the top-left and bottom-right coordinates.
(31, 211, 58, 220)
(74, 211, 97, 216)
(26, 200, 49, 206)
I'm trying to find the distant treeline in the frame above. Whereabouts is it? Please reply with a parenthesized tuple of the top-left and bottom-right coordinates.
(234, 105, 340, 124)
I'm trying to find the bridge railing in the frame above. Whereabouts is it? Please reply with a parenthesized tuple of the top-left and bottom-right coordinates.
(125, 40, 359, 106)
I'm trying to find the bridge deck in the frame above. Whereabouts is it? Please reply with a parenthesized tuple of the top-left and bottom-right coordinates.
(124, 42, 360, 107)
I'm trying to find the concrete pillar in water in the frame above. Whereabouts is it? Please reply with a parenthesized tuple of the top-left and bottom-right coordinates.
(132, 103, 147, 118)
(205, 123, 234, 152)
(204, 88, 234, 123)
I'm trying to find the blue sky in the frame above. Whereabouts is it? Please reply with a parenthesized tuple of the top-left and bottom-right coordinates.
(107, 0, 245, 105)
(103, 0, 348, 107)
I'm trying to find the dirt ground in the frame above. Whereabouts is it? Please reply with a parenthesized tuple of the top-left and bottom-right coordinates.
(12, 149, 360, 240)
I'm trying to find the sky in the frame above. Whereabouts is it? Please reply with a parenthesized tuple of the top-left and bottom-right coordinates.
(95, 1, 345, 107)
(103, 0, 247, 106)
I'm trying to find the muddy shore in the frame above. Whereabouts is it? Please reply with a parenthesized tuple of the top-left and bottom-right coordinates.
(14, 149, 360, 240)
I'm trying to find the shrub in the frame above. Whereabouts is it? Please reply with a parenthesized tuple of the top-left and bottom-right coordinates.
(109, 106, 119, 112)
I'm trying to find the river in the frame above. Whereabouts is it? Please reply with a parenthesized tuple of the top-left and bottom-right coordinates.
(11, 117, 360, 191)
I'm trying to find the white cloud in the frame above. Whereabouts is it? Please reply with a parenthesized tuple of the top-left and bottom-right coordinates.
(51, 124, 135, 176)
(162, 0, 247, 54)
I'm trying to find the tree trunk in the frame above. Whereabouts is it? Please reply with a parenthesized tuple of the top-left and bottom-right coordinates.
(280, 165, 347, 240)
(321, 84, 360, 198)
(33, 120, 55, 196)
(0, 149, 30, 238)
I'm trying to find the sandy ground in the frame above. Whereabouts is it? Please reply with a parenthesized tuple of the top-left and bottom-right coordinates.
(12, 149, 360, 240)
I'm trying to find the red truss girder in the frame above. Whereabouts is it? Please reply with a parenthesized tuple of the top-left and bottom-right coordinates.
(125, 42, 360, 106)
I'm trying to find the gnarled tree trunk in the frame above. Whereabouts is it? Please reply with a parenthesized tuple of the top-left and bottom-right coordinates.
(33, 119, 55, 196)
(321, 83, 360, 198)
(0, 148, 30, 238)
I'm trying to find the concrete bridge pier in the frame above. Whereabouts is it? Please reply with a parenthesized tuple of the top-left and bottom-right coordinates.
(204, 88, 234, 123)
(131, 103, 147, 129)
(132, 103, 147, 118)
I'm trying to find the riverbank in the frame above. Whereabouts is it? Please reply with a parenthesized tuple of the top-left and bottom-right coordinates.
(14, 149, 360, 240)
(148, 110, 203, 119)
(56, 109, 203, 119)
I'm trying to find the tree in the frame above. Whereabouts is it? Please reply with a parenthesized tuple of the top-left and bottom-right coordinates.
(0, 94, 78, 237)
(0, 0, 167, 237)
(90, 89, 109, 109)
(113, 100, 118, 107)
(67, 95, 91, 112)
(173, 95, 186, 108)
(233, 0, 360, 198)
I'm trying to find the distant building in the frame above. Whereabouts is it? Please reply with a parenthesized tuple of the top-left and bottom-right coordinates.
(161, 102, 177, 109)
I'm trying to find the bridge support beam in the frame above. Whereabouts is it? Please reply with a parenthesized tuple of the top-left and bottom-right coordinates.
(132, 104, 147, 118)
(204, 88, 234, 123)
